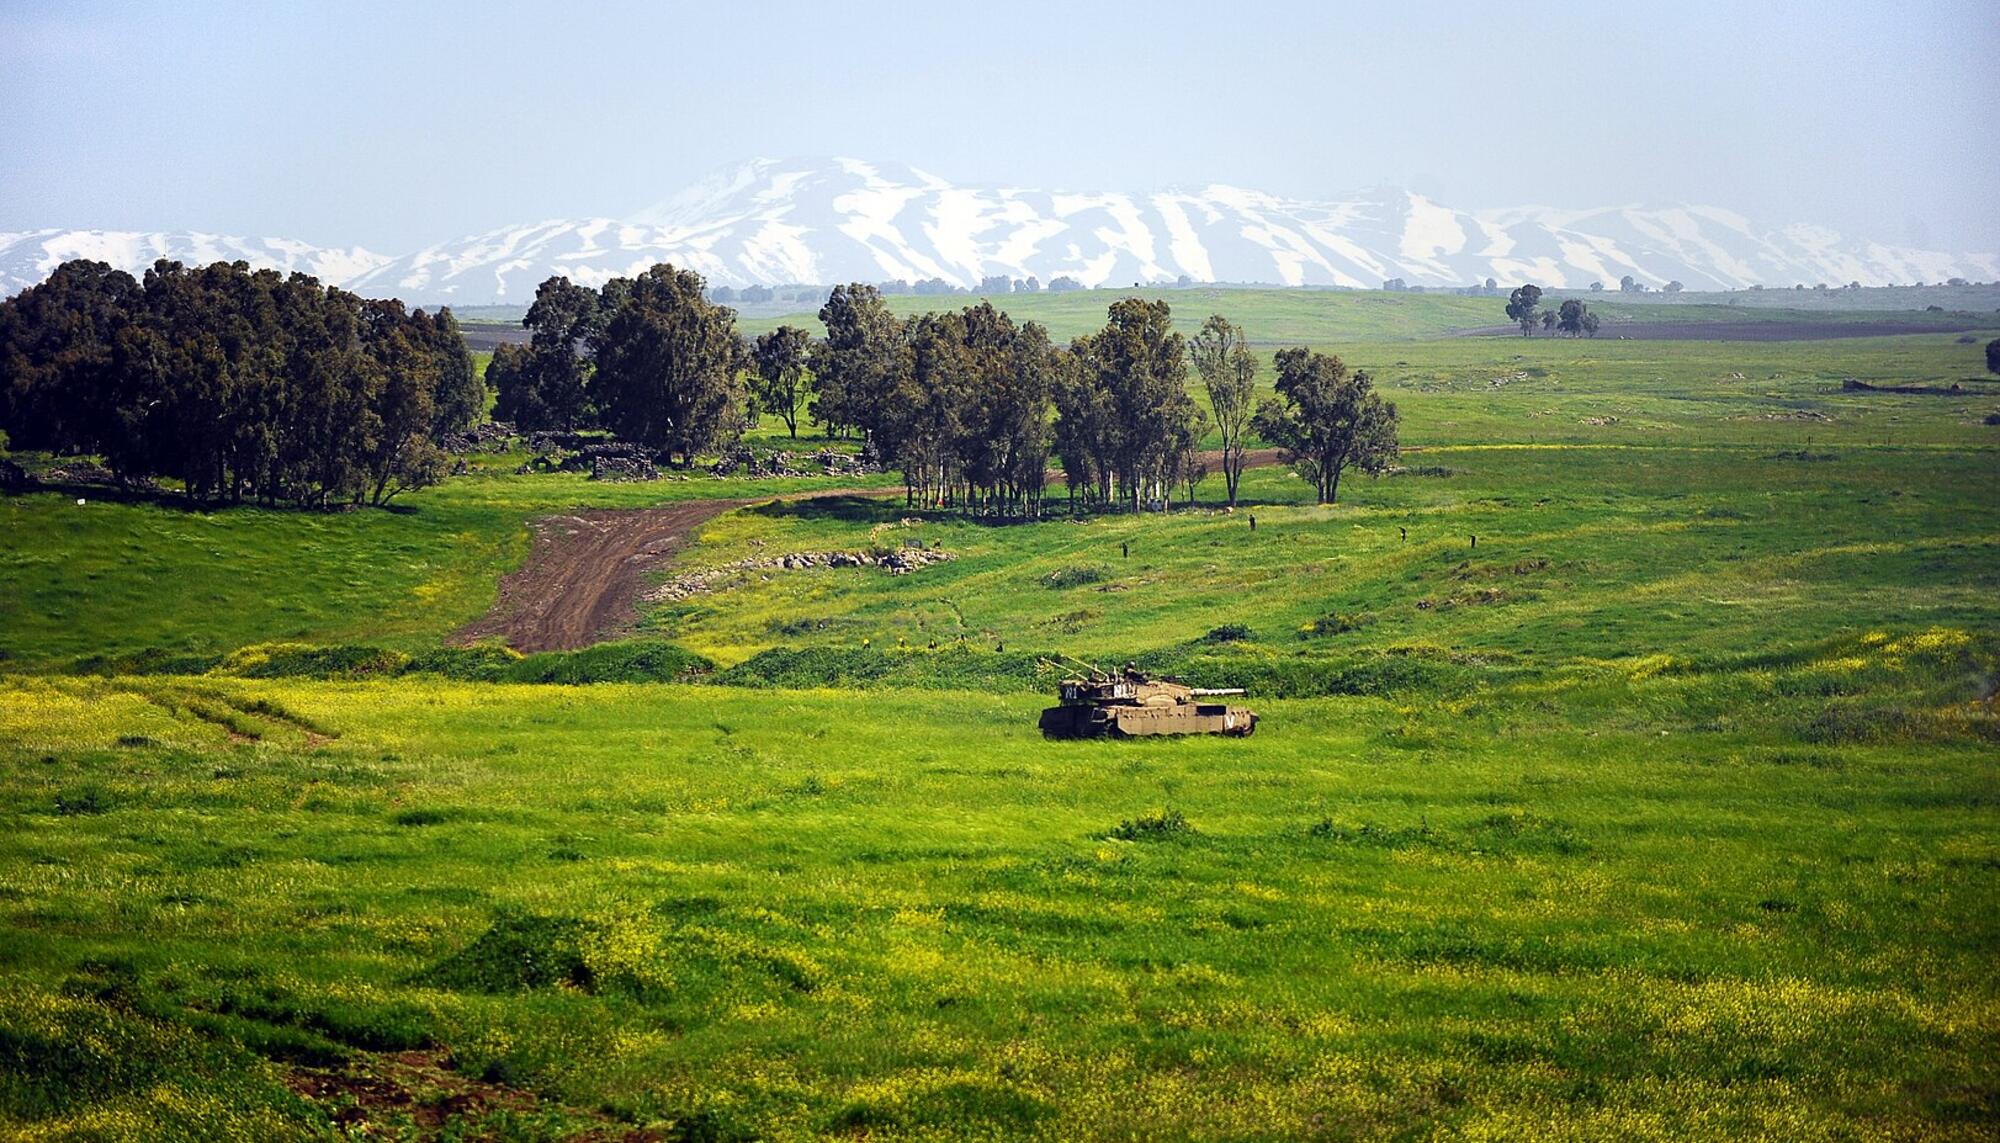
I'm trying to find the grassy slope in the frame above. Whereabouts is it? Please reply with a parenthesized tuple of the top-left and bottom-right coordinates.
(1, 645, 1992, 1139)
(6, 331, 1990, 668)
(654, 446, 1999, 668)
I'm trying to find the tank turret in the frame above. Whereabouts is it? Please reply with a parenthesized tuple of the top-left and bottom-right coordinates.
(1039, 660, 1258, 739)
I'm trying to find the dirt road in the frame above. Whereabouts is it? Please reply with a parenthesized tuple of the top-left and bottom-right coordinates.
(452, 502, 743, 652)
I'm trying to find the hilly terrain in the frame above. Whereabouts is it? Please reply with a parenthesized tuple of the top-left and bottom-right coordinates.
(1, 286, 1996, 1140)
(6, 158, 1997, 304)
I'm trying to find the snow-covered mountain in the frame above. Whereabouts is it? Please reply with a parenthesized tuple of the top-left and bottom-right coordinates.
(0, 229, 390, 297)
(6, 158, 1995, 304)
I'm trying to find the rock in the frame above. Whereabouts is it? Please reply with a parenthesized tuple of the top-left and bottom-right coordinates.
(589, 456, 658, 482)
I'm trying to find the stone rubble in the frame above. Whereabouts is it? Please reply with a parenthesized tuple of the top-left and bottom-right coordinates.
(645, 545, 955, 603)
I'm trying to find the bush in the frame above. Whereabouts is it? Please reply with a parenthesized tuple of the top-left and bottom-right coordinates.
(1298, 611, 1373, 638)
(500, 640, 712, 684)
(1201, 624, 1252, 644)
(1105, 808, 1196, 841)
(1042, 564, 1110, 589)
(224, 642, 408, 679)
(66, 648, 225, 676)
(402, 643, 524, 680)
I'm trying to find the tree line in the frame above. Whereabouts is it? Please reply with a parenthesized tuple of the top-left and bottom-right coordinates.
(493, 268, 1399, 512)
(0, 259, 480, 506)
(3, 257, 1402, 514)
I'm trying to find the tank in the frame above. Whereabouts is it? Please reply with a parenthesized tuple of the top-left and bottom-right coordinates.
(1039, 661, 1258, 739)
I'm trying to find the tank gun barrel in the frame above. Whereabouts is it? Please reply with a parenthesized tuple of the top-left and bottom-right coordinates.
(1188, 687, 1245, 696)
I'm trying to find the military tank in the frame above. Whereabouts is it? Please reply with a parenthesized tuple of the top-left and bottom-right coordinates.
(1039, 660, 1258, 739)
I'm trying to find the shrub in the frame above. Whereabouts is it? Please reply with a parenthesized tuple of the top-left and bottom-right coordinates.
(1105, 808, 1196, 841)
(402, 643, 524, 680)
(1042, 564, 1109, 589)
(1201, 624, 1252, 644)
(224, 642, 408, 679)
(66, 648, 225, 676)
(501, 640, 712, 684)
(1299, 611, 1373, 638)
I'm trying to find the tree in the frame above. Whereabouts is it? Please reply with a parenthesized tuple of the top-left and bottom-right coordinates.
(1590, 281, 1605, 292)
(356, 299, 448, 505)
(1047, 276, 1084, 293)
(750, 324, 813, 438)
(1664, 280, 1685, 293)
(511, 276, 601, 431)
(1540, 310, 1557, 333)
(592, 265, 746, 467)
(487, 343, 541, 426)
(1557, 298, 1589, 337)
(1188, 314, 1256, 506)
(1067, 298, 1198, 511)
(811, 283, 908, 440)
(427, 308, 485, 436)
(1505, 284, 1543, 336)
(1250, 349, 1398, 504)
(1987, 338, 2000, 376)
(1581, 312, 1602, 337)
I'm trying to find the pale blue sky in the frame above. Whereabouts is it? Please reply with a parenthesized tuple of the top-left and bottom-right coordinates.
(3, 0, 1994, 252)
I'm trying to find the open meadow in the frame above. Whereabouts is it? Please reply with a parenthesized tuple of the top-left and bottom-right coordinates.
(1, 290, 1996, 1140)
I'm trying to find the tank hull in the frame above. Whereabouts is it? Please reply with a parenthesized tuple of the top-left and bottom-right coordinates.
(1040, 702, 1258, 739)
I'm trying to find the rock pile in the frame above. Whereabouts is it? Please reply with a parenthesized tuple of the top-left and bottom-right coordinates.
(439, 421, 516, 454)
(813, 449, 881, 476)
(589, 455, 659, 482)
(709, 447, 809, 477)
(645, 545, 956, 603)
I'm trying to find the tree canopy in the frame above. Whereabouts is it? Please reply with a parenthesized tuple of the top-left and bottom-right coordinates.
(0, 258, 479, 507)
(1251, 348, 1398, 504)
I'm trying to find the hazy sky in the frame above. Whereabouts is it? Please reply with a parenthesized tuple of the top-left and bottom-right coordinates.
(3, 0, 1994, 253)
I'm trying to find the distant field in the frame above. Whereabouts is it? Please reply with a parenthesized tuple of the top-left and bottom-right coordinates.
(457, 285, 2000, 350)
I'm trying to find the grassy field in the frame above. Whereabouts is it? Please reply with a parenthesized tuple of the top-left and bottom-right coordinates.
(1, 635, 1993, 1140)
(1, 300, 1996, 1140)
(729, 285, 2000, 342)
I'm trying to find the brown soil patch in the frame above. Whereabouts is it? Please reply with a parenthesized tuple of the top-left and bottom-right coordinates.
(454, 501, 743, 653)
(287, 1048, 660, 1140)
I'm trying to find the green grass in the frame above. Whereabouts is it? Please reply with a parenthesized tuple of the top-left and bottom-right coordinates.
(643, 444, 1999, 669)
(738, 285, 2000, 342)
(0, 463, 894, 668)
(0, 636, 1992, 1139)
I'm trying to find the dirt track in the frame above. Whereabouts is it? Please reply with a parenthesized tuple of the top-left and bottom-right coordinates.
(452, 502, 742, 652)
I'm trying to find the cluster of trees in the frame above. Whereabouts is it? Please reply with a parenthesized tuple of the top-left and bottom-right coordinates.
(1504, 286, 1601, 337)
(0, 259, 478, 506)
(491, 266, 1403, 512)
(488, 266, 749, 466)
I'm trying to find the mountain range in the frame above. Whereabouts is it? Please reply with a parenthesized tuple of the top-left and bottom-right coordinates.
(5, 158, 1994, 305)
